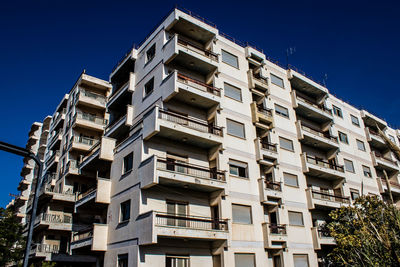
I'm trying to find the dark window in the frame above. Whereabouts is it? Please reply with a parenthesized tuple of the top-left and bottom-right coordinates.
(350, 189, 360, 200)
(356, 139, 366, 151)
(338, 131, 349, 144)
(118, 254, 128, 267)
(123, 152, 133, 174)
(144, 77, 154, 97)
(333, 105, 343, 118)
(120, 200, 131, 222)
(350, 115, 360, 126)
(229, 160, 248, 178)
(275, 104, 289, 118)
(362, 165, 372, 178)
(146, 44, 156, 63)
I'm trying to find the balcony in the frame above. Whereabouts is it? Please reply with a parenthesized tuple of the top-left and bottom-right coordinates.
(50, 108, 66, 131)
(108, 74, 135, 108)
(254, 138, 278, 166)
(371, 151, 399, 172)
(296, 121, 338, 151)
(46, 150, 60, 170)
(18, 178, 31, 191)
(72, 111, 107, 132)
(306, 188, 350, 210)
(250, 102, 274, 130)
(70, 224, 108, 251)
(258, 178, 282, 206)
(138, 211, 228, 245)
(63, 159, 80, 176)
(138, 155, 226, 192)
(30, 243, 97, 262)
(34, 212, 72, 231)
(248, 69, 268, 93)
(164, 34, 218, 76)
(76, 89, 107, 110)
(79, 137, 116, 171)
(30, 243, 59, 260)
(291, 91, 333, 123)
(143, 106, 223, 149)
(287, 68, 328, 99)
(75, 178, 111, 210)
(312, 227, 335, 250)
(361, 110, 387, 130)
(105, 105, 133, 138)
(39, 185, 76, 202)
(262, 223, 287, 249)
(47, 130, 62, 150)
(378, 178, 400, 196)
(365, 127, 386, 149)
(70, 136, 100, 152)
(301, 153, 345, 180)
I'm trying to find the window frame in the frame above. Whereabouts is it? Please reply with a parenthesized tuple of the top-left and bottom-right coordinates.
(288, 211, 304, 226)
(344, 159, 355, 173)
(275, 104, 289, 118)
(333, 105, 343, 118)
(224, 82, 242, 102)
(283, 172, 299, 187)
(146, 44, 156, 63)
(338, 131, 349, 144)
(234, 253, 256, 267)
(123, 152, 133, 175)
(143, 77, 155, 98)
(270, 73, 284, 88)
(356, 139, 366, 151)
(350, 114, 360, 127)
(232, 204, 253, 224)
(120, 200, 131, 223)
(279, 137, 294, 152)
(362, 165, 372, 178)
(221, 49, 239, 68)
(226, 119, 246, 139)
(293, 254, 309, 267)
(350, 189, 360, 201)
(118, 254, 129, 267)
(229, 160, 248, 178)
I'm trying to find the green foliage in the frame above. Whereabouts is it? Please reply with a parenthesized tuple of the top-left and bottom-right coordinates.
(0, 207, 25, 266)
(41, 262, 57, 267)
(327, 195, 400, 266)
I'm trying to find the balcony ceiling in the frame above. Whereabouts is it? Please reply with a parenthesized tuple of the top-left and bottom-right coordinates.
(173, 18, 215, 44)
(291, 76, 326, 99)
(172, 52, 217, 76)
(296, 105, 332, 124)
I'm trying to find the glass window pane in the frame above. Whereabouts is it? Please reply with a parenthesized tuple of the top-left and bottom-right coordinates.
(284, 172, 298, 187)
(356, 140, 365, 151)
(288, 211, 303, 226)
(222, 50, 239, 68)
(227, 119, 245, 138)
(344, 159, 355, 173)
(232, 204, 252, 224)
(351, 115, 360, 126)
(275, 104, 289, 118)
(271, 74, 284, 87)
(279, 137, 294, 151)
(293, 254, 309, 267)
(362, 165, 372, 177)
(224, 83, 242, 101)
(235, 253, 255, 267)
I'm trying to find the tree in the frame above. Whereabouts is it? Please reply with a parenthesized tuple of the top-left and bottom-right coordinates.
(327, 195, 400, 266)
(0, 207, 25, 266)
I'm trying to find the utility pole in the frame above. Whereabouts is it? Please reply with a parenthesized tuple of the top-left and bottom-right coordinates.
(0, 141, 43, 267)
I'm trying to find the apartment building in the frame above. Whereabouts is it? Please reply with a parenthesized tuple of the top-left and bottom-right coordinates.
(15, 6, 400, 267)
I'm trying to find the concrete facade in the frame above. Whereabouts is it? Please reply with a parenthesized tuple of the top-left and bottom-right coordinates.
(12, 7, 400, 267)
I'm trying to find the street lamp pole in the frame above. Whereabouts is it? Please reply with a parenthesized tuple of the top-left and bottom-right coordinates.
(0, 141, 43, 267)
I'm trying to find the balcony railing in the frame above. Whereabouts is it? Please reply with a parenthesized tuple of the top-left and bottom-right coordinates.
(73, 136, 99, 147)
(381, 178, 400, 190)
(110, 80, 130, 99)
(76, 187, 96, 202)
(73, 226, 93, 242)
(374, 151, 398, 166)
(260, 141, 278, 152)
(256, 104, 273, 117)
(155, 212, 228, 231)
(177, 72, 221, 96)
(52, 108, 66, 127)
(157, 158, 225, 181)
(37, 212, 72, 224)
(301, 124, 338, 143)
(311, 189, 350, 204)
(296, 95, 332, 115)
(74, 111, 107, 126)
(46, 150, 60, 164)
(177, 37, 218, 61)
(306, 155, 345, 172)
(265, 180, 282, 191)
(31, 243, 59, 254)
(48, 130, 62, 146)
(158, 109, 223, 136)
(79, 89, 106, 105)
(268, 223, 287, 235)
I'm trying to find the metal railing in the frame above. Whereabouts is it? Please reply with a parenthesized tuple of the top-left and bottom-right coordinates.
(37, 213, 72, 224)
(311, 189, 350, 204)
(306, 155, 345, 172)
(73, 136, 100, 147)
(31, 243, 59, 254)
(76, 188, 97, 201)
(73, 226, 93, 242)
(155, 212, 228, 231)
(46, 150, 60, 165)
(256, 104, 273, 117)
(177, 72, 221, 96)
(74, 111, 107, 126)
(296, 95, 332, 115)
(158, 109, 223, 136)
(268, 223, 287, 235)
(157, 158, 225, 181)
(48, 130, 62, 147)
(79, 89, 107, 105)
(300, 124, 338, 143)
(177, 36, 218, 61)
(265, 180, 282, 191)
(260, 140, 278, 152)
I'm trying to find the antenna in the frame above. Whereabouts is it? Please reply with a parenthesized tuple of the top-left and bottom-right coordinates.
(322, 73, 328, 87)
(286, 47, 296, 68)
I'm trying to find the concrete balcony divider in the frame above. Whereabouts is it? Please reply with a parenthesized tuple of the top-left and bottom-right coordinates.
(250, 102, 274, 129)
(311, 227, 335, 250)
(105, 105, 133, 137)
(262, 223, 287, 249)
(137, 211, 228, 245)
(378, 178, 400, 195)
(365, 127, 386, 147)
(75, 178, 111, 210)
(138, 155, 226, 192)
(254, 138, 278, 165)
(248, 69, 268, 92)
(258, 178, 282, 205)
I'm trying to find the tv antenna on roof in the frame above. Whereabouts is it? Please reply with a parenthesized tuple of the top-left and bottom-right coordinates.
(322, 73, 328, 87)
(286, 47, 296, 68)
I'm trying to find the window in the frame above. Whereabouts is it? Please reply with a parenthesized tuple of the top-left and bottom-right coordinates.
(356, 139, 366, 151)
(332, 105, 343, 118)
(123, 152, 133, 174)
(362, 165, 372, 178)
(144, 77, 154, 97)
(224, 83, 242, 101)
(235, 253, 255, 267)
(166, 255, 189, 267)
(338, 131, 348, 144)
(350, 189, 360, 201)
(351, 115, 360, 126)
(271, 74, 284, 88)
(227, 119, 245, 139)
(344, 159, 355, 173)
(146, 44, 156, 63)
(279, 137, 294, 151)
(229, 160, 248, 178)
(284, 172, 298, 187)
(167, 201, 188, 227)
(232, 204, 252, 224)
(293, 254, 309, 267)
(288, 211, 304, 226)
(120, 200, 131, 222)
(275, 104, 289, 118)
(221, 50, 239, 68)
(118, 254, 128, 267)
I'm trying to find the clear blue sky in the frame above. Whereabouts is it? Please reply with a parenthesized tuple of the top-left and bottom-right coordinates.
(1, 0, 399, 207)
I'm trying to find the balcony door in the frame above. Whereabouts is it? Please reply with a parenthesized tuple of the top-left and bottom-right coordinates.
(167, 201, 188, 227)
(166, 153, 188, 174)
